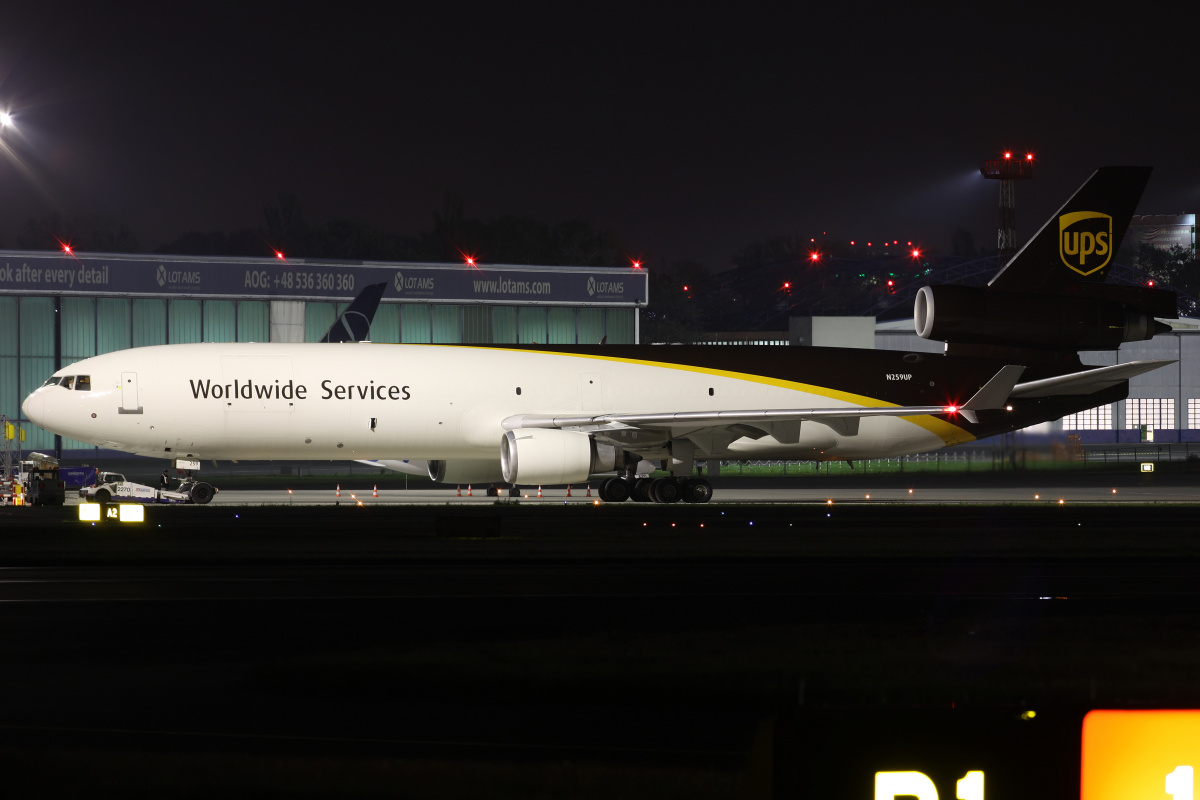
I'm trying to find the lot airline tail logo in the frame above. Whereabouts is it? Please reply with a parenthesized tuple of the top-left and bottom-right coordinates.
(1059, 211, 1113, 276)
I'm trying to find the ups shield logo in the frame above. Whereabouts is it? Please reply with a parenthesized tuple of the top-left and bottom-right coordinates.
(1059, 211, 1113, 276)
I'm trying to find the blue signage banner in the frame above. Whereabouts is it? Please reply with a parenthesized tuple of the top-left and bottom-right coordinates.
(0, 252, 649, 306)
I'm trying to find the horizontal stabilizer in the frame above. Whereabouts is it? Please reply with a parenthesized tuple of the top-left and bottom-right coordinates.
(959, 365, 1026, 423)
(1010, 359, 1176, 398)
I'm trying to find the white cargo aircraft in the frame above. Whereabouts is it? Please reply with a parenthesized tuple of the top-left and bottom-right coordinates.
(21, 167, 1176, 502)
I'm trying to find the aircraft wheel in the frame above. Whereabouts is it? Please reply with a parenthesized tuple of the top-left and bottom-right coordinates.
(684, 478, 713, 504)
(597, 480, 611, 502)
(486, 486, 499, 497)
(189, 482, 215, 505)
(509, 486, 521, 497)
(631, 478, 654, 502)
(605, 478, 630, 502)
(651, 478, 681, 504)
(94, 489, 111, 505)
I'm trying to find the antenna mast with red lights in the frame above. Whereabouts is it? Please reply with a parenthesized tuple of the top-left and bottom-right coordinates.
(981, 152, 1034, 262)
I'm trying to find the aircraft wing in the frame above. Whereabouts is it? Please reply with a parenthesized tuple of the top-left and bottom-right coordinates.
(504, 365, 1026, 436)
(1010, 359, 1175, 398)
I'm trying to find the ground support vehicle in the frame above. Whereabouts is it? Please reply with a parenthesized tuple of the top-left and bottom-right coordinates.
(12, 454, 66, 506)
(80, 472, 216, 505)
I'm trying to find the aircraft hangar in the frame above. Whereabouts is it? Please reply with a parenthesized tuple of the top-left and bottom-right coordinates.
(0, 250, 648, 457)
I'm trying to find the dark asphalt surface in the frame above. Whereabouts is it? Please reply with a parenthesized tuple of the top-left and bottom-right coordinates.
(1, 500, 1198, 798)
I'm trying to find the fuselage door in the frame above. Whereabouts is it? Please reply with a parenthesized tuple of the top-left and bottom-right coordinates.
(119, 372, 142, 414)
(581, 373, 603, 412)
(217, 356, 296, 446)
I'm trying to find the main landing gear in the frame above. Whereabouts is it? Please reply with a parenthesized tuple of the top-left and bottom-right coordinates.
(597, 476, 712, 504)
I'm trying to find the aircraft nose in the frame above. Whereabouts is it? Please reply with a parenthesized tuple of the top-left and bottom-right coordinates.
(21, 390, 45, 427)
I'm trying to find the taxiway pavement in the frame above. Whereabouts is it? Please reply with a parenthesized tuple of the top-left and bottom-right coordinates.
(200, 480, 1196, 505)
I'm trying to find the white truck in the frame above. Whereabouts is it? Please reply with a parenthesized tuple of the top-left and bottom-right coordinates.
(80, 472, 217, 505)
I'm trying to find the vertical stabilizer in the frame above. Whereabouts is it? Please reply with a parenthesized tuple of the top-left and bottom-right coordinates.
(987, 166, 1152, 292)
(320, 282, 387, 343)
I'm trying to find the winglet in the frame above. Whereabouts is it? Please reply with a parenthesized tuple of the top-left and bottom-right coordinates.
(959, 365, 1026, 424)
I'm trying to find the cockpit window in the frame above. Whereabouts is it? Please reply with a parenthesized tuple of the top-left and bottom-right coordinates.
(74, 375, 91, 391)
(42, 378, 60, 388)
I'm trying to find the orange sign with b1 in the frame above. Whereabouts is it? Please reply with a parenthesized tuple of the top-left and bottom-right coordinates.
(1082, 710, 1200, 800)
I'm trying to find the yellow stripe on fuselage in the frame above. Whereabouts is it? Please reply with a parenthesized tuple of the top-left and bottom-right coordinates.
(422, 344, 977, 447)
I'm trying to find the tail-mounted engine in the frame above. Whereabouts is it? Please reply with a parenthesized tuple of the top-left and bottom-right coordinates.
(914, 284, 1173, 351)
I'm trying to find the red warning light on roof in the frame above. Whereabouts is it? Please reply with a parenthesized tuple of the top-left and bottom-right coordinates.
(783, 282, 791, 289)
(466, 257, 476, 266)
(631, 260, 642, 269)
(1026, 153, 1034, 161)
(911, 249, 920, 257)
(809, 252, 820, 262)
(62, 244, 72, 254)
(1004, 152, 1012, 159)
(275, 250, 285, 260)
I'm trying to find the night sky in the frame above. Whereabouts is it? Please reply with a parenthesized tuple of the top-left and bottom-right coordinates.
(1, 3, 1195, 267)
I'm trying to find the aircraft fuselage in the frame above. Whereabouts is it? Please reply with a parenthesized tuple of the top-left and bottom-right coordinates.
(23, 341, 1020, 463)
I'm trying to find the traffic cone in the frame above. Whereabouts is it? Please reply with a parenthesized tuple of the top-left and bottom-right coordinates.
(566, 484, 572, 497)
(586, 484, 592, 497)
(456, 484, 462, 497)
(336, 484, 341, 498)
(467, 484, 473, 497)
(537, 485, 543, 497)
(372, 484, 378, 498)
